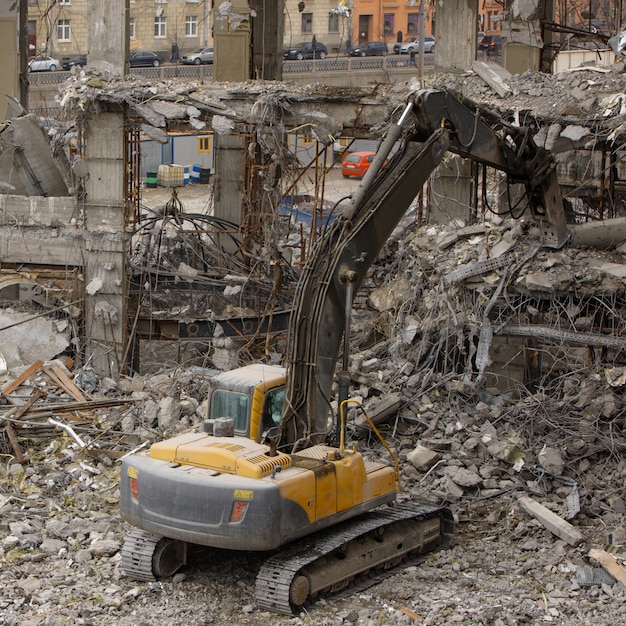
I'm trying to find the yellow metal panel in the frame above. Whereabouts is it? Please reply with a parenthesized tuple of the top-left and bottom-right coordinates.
(276, 466, 317, 523)
(361, 465, 396, 502)
(334, 451, 366, 512)
(150, 432, 206, 461)
(314, 464, 337, 519)
(150, 432, 292, 479)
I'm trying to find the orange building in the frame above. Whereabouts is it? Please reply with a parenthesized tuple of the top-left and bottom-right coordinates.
(350, 0, 434, 46)
(349, 0, 504, 47)
(479, 0, 504, 36)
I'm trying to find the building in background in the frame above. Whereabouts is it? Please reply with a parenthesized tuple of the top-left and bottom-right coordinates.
(282, 0, 505, 54)
(26, 0, 213, 63)
(0, 1, 19, 120)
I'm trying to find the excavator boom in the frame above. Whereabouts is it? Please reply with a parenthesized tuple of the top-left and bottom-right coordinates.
(281, 89, 568, 446)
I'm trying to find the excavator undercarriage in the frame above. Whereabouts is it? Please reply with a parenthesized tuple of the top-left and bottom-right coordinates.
(121, 501, 453, 615)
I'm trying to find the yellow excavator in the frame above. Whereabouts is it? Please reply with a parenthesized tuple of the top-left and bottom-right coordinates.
(119, 89, 568, 614)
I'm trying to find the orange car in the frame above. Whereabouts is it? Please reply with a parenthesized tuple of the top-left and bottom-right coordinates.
(341, 151, 376, 178)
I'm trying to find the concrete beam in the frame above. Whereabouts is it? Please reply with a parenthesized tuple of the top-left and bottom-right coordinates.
(0, 195, 75, 227)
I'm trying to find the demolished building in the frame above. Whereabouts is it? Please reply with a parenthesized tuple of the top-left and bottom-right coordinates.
(1, 55, 625, 382)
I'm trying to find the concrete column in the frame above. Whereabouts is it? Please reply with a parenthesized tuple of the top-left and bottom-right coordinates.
(501, 0, 553, 74)
(213, 133, 246, 228)
(82, 110, 130, 378)
(213, 0, 251, 82)
(82, 0, 130, 377)
(429, 157, 474, 224)
(250, 0, 283, 80)
(0, 3, 19, 120)
(432, 2, 477, 226)
(434, 0, 478, 73)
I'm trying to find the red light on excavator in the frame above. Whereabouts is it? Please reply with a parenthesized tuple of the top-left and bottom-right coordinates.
(130, 477, 138, 501)
(230, 500, 248, 523)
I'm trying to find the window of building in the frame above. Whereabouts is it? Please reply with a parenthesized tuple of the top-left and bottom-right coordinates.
(28, 0, 37, 5)
(328, 13, 339, 33)
(407, 13, 419, 35)
(185, 15, 198, 37)
(59, 0, 71, 5)
(129, 17, 136, 39)
(302, 131, 315, 147)
(198, 136, 211, 153)
(384, 14, 394, 36)
(155, 0, 168, 4)
(301, 13, 312, 34)
(58, 19, 71, 42)
(154, 15, 167, 38)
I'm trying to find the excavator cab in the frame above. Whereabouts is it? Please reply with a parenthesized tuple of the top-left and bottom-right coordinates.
(205, 363, 286, 442)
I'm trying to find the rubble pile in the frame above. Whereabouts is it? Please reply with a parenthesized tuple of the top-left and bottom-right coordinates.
(431, 63, 626, 127)
(1, 211, 625, 624)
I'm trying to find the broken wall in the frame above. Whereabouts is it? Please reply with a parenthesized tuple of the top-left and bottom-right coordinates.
(0, 116, 69, 196)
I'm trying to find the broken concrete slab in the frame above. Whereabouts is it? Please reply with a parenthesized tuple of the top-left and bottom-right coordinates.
(517, 495, 585, 546)
(407, 444, 441, 471)
(471, 61, 513, 98)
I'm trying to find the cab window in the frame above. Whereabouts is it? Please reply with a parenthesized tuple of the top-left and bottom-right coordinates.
(261, 386, 285, 434)
(210, 390, 249, 433)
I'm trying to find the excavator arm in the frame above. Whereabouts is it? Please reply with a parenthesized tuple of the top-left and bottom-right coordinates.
(280, 89, 568, 448)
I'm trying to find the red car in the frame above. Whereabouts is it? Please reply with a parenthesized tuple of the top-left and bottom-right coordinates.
(341, 151, 376, 178)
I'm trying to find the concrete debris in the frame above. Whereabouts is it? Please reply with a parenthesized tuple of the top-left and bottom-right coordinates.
(0, 54, 625, 624)
(471, 61, 513, 98)
(537, 446, 565, 476)
(517, 495, 586, 546)
(0, 115, 69, 197)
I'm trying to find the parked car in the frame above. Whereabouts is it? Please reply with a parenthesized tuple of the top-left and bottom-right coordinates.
(182, 47, 214, 65)
(129, 51, 165, 68)
(283, 41, 328, 60)
(62, 54, 88, 70)
(28, 55, 60, 72)
(341, 151, 376, 178)
(349, 41, 388, 57)
(479, 35, 502, 55)
(395, 36, 435, 55)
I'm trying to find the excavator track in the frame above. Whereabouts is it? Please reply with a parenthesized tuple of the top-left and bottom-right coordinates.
(255, 501, 453, 615)
(121, 528, 187, 581)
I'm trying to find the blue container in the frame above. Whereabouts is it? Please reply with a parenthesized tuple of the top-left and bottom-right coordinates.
(191, 165, 201, 183)
(184, 166, 190, 185)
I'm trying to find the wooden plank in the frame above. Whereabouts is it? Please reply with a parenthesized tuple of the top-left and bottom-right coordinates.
(4, 421, 27, 463)
(12, 389, 48, 424)
(588, 549, 626, 586)
(1, 360, 44, 394)
(52, 365, 87, 402)
(517, 495, 585, 546)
